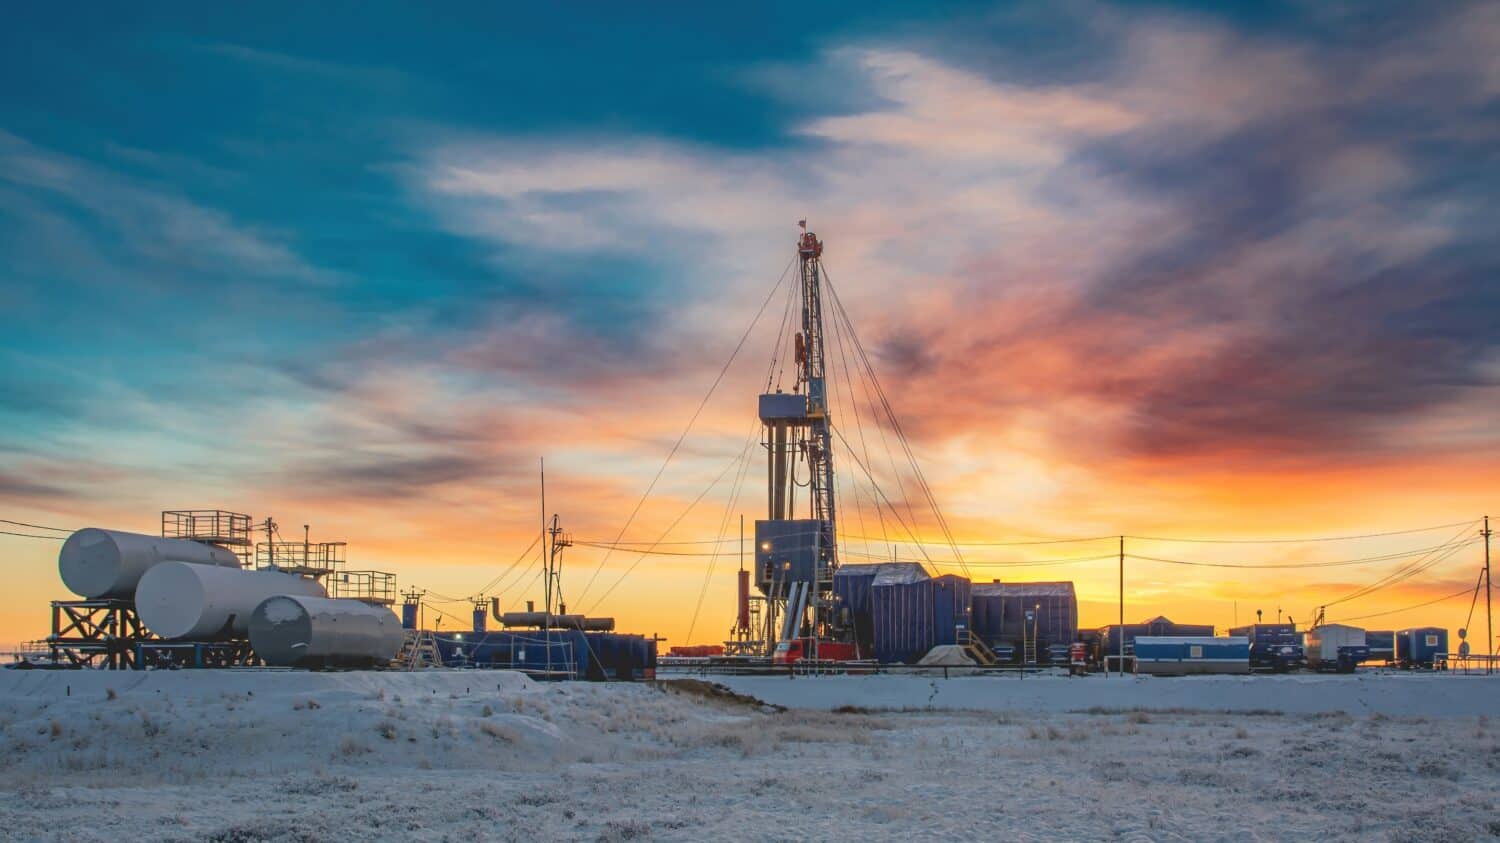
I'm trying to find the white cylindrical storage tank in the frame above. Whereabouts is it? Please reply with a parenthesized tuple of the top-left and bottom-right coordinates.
(249, 595, 405, 668)
(59, 528, 241, 599)
(136, 562, 327, 640)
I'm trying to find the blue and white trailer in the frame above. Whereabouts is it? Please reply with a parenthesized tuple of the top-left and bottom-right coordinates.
(1134, 636, 1250, 676)
(1396, 627, 1448, 669)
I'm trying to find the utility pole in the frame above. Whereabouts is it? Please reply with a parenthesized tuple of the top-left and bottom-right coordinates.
(1118, 535, 1125, 677)
(1484, 515, 1492, 675)
(540, 458, 548, 620)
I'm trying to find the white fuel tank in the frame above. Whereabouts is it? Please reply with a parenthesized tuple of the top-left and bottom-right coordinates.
(248, 595, 405, 668)
(135, 561, 327, 640)
(59, 528, 242, 599)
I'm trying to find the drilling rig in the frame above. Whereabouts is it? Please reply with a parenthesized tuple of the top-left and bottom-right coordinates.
(754, 224, 860, 664)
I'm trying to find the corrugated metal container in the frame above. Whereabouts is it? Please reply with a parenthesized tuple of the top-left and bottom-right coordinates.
(872, 565, 934, 664)
(758, 392, 808, 420)
(754, 518, 829, 586)
(435, 629, 588, 677)
(585, 632, 618, 680)
(1305, 624, 1367, 668)
(1134, 636, 1250, 675)
(1396, 627, 1448, 667)
(1366, 629, 1395, 662)
(972, 581, 1077, 659)
(1226, 622, 1306, 671)
(931, 574, 972, 646)
(636, 634, 658, 680)
(833, 563, 882, 622)
(834, 561, 924, 654)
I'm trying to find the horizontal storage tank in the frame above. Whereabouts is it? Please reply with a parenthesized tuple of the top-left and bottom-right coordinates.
(136, 561, 326, 639)
(249, 595, 405, 668)
(497, 611, 612, 631)
(1396, 627, 1448, 668)
(59, 528, 241, 599)
(1305, 624, 1368, 671)
(1134, 636, 1250, 675)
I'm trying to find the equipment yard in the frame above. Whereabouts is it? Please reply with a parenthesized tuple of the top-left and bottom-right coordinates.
(1, 670, 1496, 842)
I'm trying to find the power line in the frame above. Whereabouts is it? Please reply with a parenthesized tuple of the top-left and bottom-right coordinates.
(1126, 540, 1480, 570)
(1329, 586, 1475, 623)
(0, 518, 72, 533)
(582, 444, 758, 616)
(573, 255, 796, 608)
(1126, 520, 1480, 544)
(857, 534, 1120, 548)
(473, 531, 543, 597)
(578, 518, 1490, 549)
(844, 549, 1118, 568)
(685, 418, 761, 643)
(824, 269, 968, 576)
(0, 529, 67, 540)
(1322, 522, 1480, 609)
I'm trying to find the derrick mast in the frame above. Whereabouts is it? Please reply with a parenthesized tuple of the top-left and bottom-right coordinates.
(755, 224, 840, 655)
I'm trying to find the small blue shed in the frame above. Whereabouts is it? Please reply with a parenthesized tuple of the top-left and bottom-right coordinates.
(1396, 627, 1448, 668)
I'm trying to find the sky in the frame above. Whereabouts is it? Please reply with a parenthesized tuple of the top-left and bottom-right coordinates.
(1, 2, 1496, 650)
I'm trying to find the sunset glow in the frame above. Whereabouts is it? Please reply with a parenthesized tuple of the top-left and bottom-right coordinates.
(1, 3, 1495, 651)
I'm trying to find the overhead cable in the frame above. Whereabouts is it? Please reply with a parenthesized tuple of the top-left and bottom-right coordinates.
(573, 255, 796, 607)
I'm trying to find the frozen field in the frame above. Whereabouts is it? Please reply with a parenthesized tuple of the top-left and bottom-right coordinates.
(1, 670, 1498, 841)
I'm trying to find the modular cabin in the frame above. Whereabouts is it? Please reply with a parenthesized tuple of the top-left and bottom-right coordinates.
(1134, 636, 1250, 676)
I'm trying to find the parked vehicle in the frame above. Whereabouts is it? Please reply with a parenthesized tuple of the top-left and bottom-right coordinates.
(1228, 623, 1307, 672)
(1305, 624, 1369, 673)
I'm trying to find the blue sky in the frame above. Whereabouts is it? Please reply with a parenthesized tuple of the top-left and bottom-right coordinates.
(1, 2, 1496, 643)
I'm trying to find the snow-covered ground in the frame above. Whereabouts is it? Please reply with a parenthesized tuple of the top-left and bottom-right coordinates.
(1, 670, 1497, 841)
(713, 670, 1500, 716)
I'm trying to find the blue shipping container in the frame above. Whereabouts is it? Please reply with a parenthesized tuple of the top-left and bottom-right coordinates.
(835, 563, 902, 619)
(872, 566, 934, 664)
(434, 629, 588, 678)
(972, 582, 1078, 660)
(1396, 627, 1448, 667)
(932, 574, 972, 646)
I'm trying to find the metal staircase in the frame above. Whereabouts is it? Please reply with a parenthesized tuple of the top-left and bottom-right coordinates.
(394, 630, 441, 670)
(956, 625, 999, 666)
